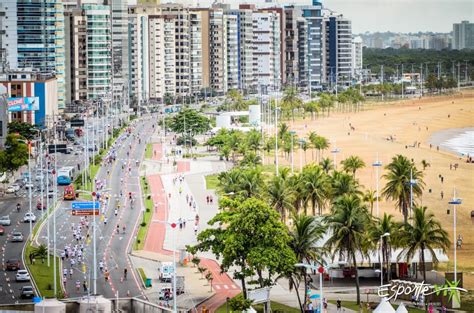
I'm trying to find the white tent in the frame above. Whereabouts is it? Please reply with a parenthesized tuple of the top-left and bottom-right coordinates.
(395, 302, 409, 313)
(373, 298, 396, 313)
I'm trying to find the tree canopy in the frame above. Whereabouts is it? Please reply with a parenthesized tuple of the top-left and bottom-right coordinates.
(167, 109, 211, 135)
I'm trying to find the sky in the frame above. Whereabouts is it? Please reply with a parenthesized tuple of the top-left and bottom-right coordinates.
(134, 0, 474, 34)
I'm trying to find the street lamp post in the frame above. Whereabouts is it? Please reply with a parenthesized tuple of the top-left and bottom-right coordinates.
(372, 155, 382, 218)
(409, 168, 417, 219)
(275, 104, 279, 176)
(379, 232, 390, 286)
(295, 263, 324, 313)
(448, 188, 462, 283)
(289, 131, 295, 174)
(331, 146, 340, 170)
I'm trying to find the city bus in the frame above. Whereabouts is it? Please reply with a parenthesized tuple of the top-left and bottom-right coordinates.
(57, 167, 76, 185)
(63, 185, 75, 200)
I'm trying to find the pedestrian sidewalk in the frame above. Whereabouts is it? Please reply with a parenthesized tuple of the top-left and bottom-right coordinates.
(131, 250, 215, 311)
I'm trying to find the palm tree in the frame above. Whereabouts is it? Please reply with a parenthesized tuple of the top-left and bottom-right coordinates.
(319, 93, 336, 116)
(238, 168, 264, 199)
(246, 129, 261, 152)
(319, 157, 334, 174)
(278, 123, 289, 140)
(288, 214, 326, 311)
(240, 151, 262, 167)
(312, 135, 329, 162)
(30, 244, 48, 263)
(267, 175, 295, 221)
(341, 155, 366, 177)
(421, 159, 430, 171)
(325, 194, 370, 305)
(308, 131, 318, 160)
(399, 206, 450, 282)
(282, 87, 303, 121)
(301, 165, 330, 215)
(330, 171, 362, 201)
(382, 155, 425, 224)
(369, 213, 401, 282)
(217, 168, 241, 195)
(304, 100, 320, 120)
(363, 189, 378, 216)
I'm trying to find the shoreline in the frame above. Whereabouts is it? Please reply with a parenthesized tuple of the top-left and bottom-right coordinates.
(428, 127, 474, 157)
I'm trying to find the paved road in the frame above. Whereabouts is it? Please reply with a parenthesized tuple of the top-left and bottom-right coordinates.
(37, 116, 154, 299)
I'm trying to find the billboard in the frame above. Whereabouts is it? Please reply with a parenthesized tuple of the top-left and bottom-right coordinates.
(7, 97, 40, 112)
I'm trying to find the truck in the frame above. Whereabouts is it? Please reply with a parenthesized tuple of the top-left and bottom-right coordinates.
(158, 276, 185, 300)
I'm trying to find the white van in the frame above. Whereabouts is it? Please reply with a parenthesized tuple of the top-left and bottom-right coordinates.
(159, 262, 174, 282)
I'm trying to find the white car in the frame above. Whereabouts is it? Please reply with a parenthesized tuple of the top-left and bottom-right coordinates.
(6, 184, 21, 194)
(16, 270, 30, 282)
(24, 183, 34, 189)
(0, 216, 11, 226)
(23, 212, 36, 223)
(11, 232, 24, 242)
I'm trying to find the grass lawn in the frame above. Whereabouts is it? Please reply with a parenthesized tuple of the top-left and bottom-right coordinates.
(205, 174, 219, 190)
(216, 300, 299, 313)
(25, 242, 62, 298)
(137, 268, 147, 287)
(145, 143, 153, 159)
(134, 176, 153, 250)
(329, 300, 425, 313)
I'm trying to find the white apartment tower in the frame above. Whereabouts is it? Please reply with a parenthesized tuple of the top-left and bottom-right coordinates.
(252, 12, 281, 91)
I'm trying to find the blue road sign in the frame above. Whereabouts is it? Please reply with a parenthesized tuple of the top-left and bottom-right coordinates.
(71, 202, 100, 209)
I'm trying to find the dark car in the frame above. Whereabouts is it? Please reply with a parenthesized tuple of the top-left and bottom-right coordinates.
(20, 286, 34, 298)
(6, 259, 20, 271)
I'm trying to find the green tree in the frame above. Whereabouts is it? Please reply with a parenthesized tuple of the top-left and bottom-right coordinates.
(246, 129, 262, 152)
(304, 100, 320, 120)
(330, 171, 362, 200)
(191, 198, 297, 299)
(319, 157, 334, 174)
(369, 213, 401, 282)
(7, 122, 39, 140)
(341, 155, 366, 177)
(382, 155, 425, 224)
(288, 214, 326, 312)
(0, 134, 29, 179)
(363, 189, 378, 216)
(240, 151, 262, 167)
(301, 164, 330, 215)
(319, 93, 336, 116)
(281, 87, 303, 121)
(29, 244, 48, 264)
(168, 108, 210, 136)
(267, 174, 295, 221)
(325, 194, 371, 305)
(399, 206, 450, 282)
(311, 135, 329, 163)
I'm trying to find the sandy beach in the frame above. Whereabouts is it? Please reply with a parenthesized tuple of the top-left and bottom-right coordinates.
(271, 89, 474, 287)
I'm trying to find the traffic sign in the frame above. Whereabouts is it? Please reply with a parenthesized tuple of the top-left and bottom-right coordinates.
(72, 209, 99, 216)
(72, 202, 100, 209)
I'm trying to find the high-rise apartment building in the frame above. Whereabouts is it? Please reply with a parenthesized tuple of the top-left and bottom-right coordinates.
(302, 0, 324, 89)
(284, 6, 303, 86)
(190, 11, 203, 96)
(110, 0, 130, 107)
(83, 4, 112, 100)
(453, 21, 474, 50)
(324, 12, 353, 83)
(351, 36, 363, 80)
(252, 12, 281, 91)
(208, 8, 227, 95)
(224, 13, 239, 91)
(0, 0, 66, 109)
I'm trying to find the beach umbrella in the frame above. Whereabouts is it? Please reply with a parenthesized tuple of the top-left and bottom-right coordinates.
(395, 302, 408, 313)
(373, 298, 396, 313)
(309, 294, 320, 300)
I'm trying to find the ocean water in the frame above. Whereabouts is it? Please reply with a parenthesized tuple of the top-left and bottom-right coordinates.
(439, 130, 474, 156)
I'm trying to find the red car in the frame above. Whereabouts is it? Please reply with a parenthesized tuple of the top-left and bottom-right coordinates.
(0, 225, 4, 235)
(36, 202, 46, 210)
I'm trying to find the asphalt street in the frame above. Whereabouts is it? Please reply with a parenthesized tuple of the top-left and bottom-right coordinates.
(0, 117, 110, 304)
(37, 116, 154, 299)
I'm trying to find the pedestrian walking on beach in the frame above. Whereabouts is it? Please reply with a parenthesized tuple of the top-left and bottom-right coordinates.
(441, 191, 444, 199)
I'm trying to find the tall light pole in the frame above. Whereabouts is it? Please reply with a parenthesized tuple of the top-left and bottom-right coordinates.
(289, 131, 295, 174)
(409, 168, 417, 220)
(379, 233, 390, 286)
(372, 155, 382, 218)
(27, 141, 33, 236)
(448, 188, 462, 283)
(92, 191, 97, 295)
(295, 263, 324, 313)
(331, 146, 340, 170)
(275, 103, 279, 177)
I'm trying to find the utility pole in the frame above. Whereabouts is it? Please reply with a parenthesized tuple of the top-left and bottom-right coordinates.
(420, 63, 424, 96)
(380, 65, 384, 101)
(457, 62, 461, 91)
(465, 60, 468, 82)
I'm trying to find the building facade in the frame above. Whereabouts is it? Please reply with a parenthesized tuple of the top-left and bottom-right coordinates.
(0, 71, 58, 127)
(302, 0, 324, 89)
(0, 0, 65, 109)
(453, 21, 474, 50)
(351, 36, 363, 80)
